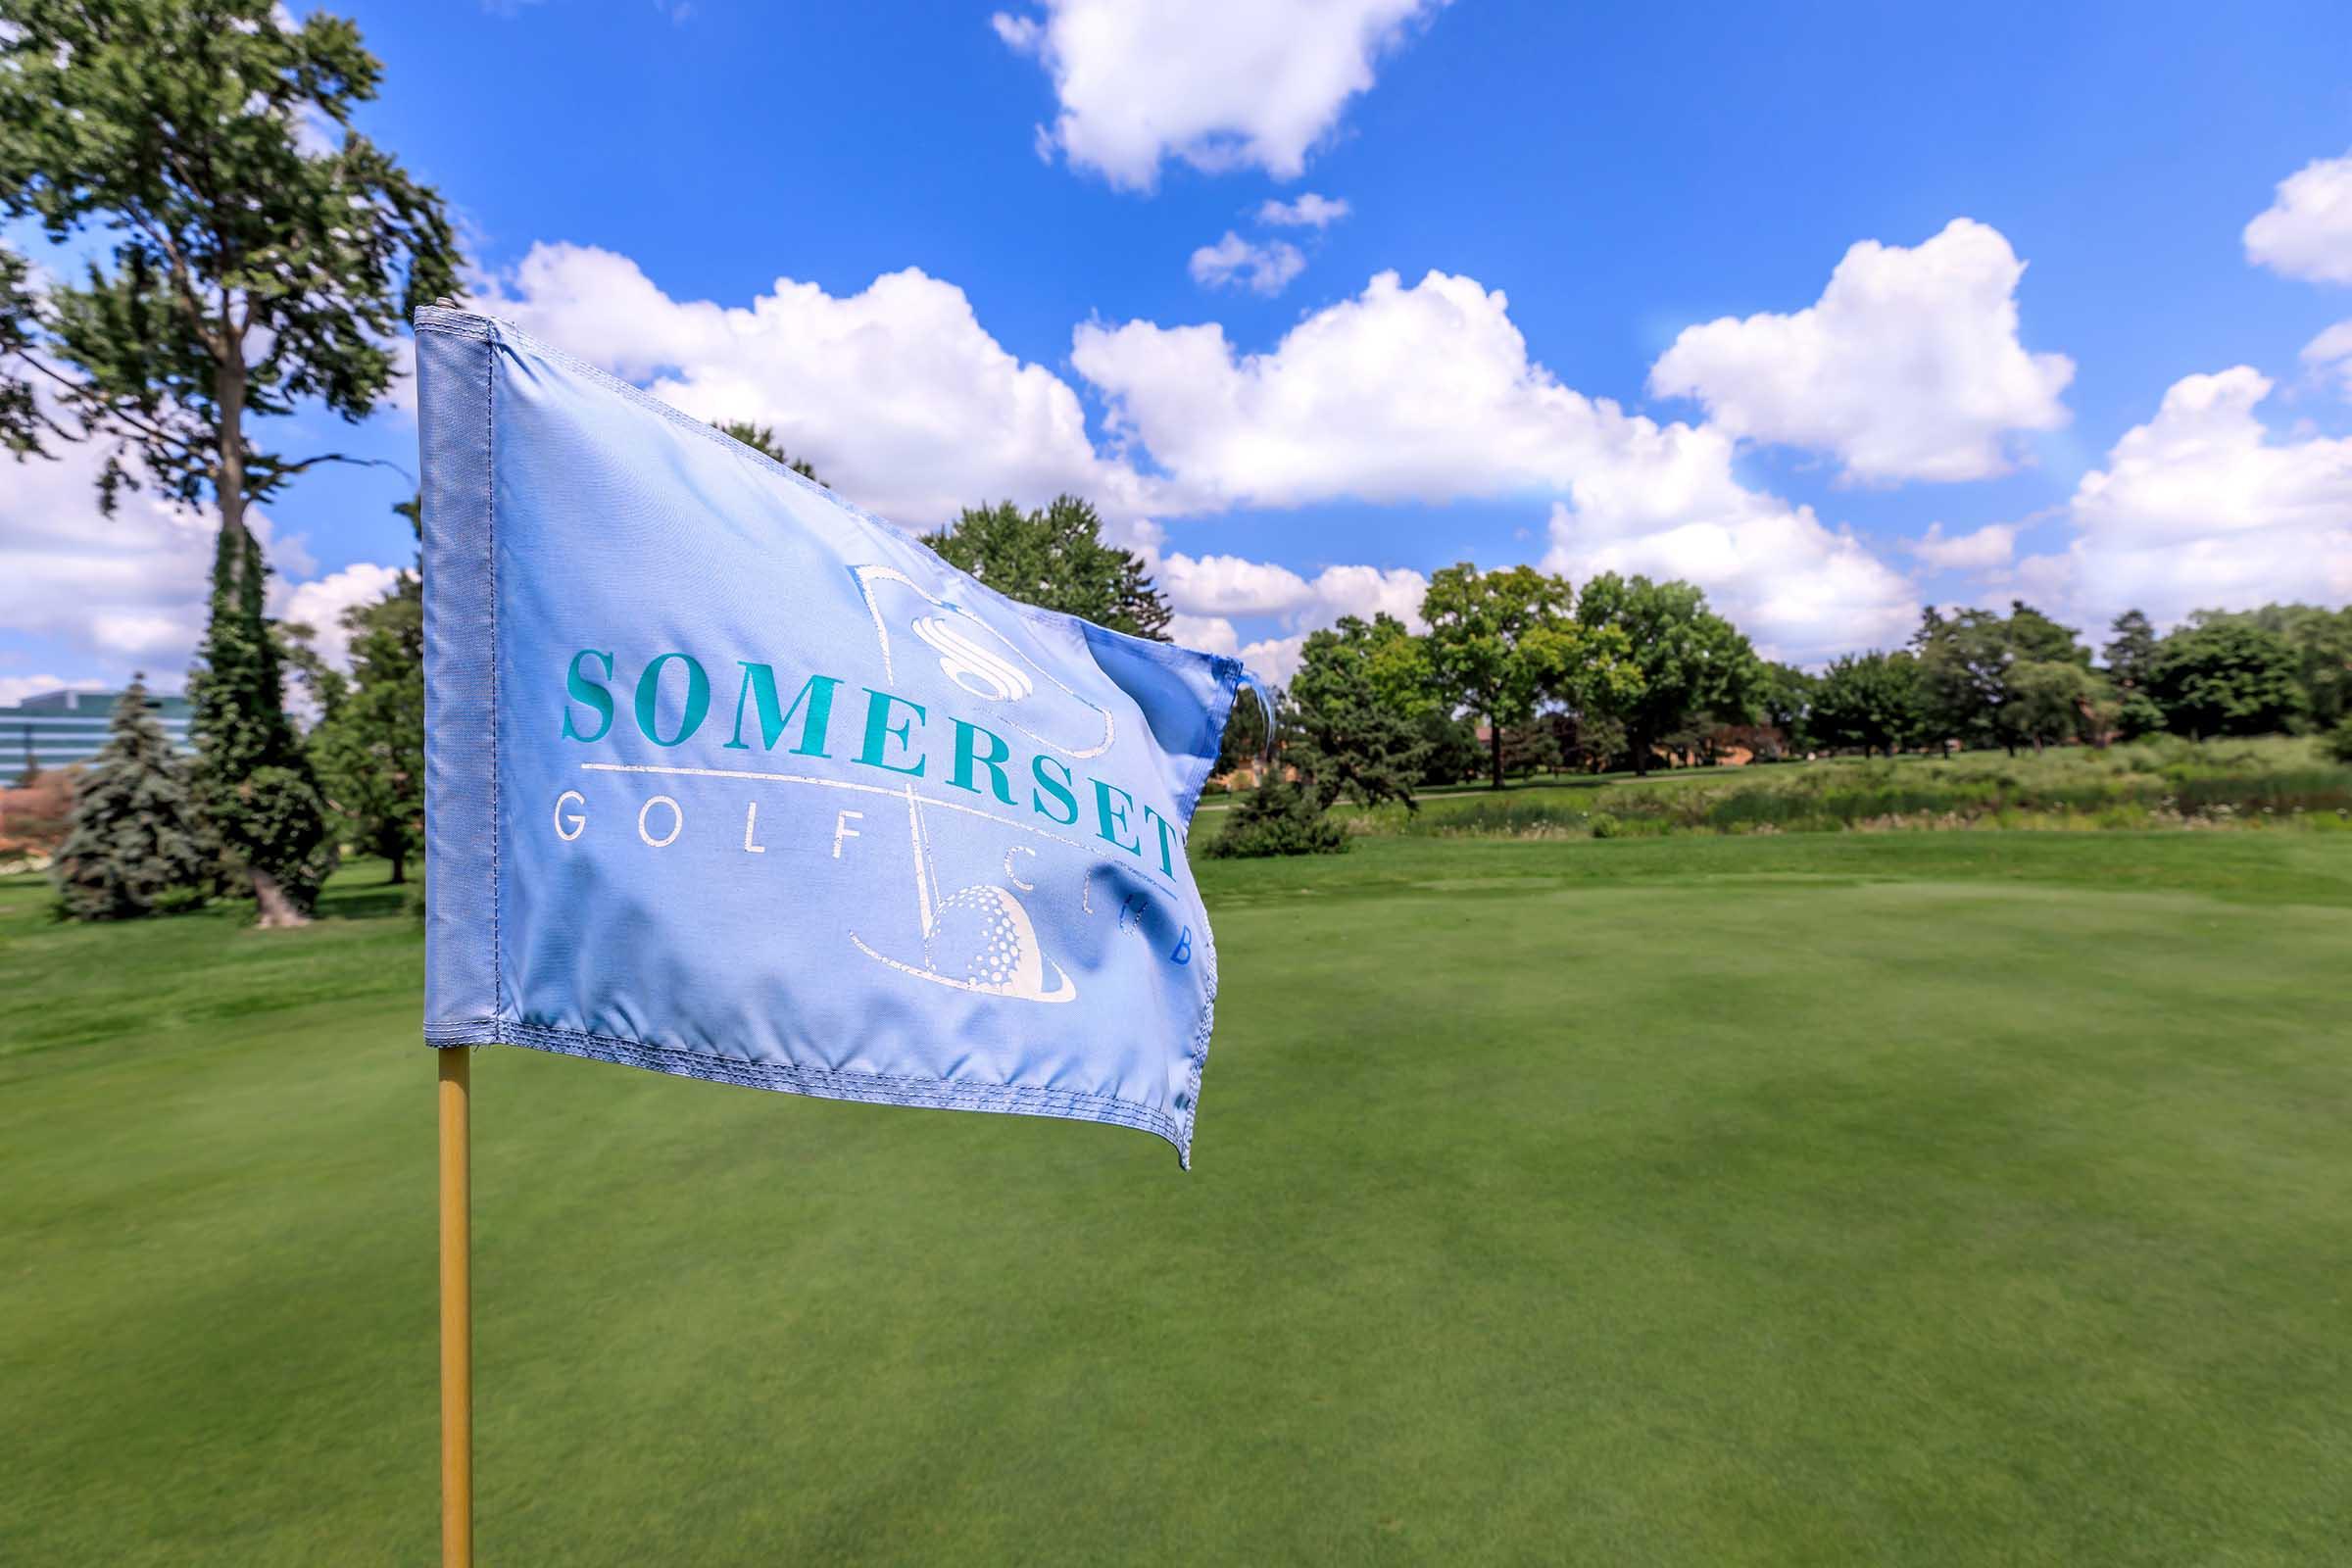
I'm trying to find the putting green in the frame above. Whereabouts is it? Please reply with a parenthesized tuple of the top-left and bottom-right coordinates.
(5, 832, 2348, 1564)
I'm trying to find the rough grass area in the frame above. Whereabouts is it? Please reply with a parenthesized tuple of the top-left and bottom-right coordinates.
(1326, 735, 2352, 841)
(5, 833, 2350, 1565)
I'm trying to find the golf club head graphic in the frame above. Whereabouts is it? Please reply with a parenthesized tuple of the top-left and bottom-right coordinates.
(846, 564, 1100, 1004)
(851, 564, 1114, 760)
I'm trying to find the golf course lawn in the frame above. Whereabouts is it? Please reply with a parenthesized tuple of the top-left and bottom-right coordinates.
(5, 831, 2349, 1565)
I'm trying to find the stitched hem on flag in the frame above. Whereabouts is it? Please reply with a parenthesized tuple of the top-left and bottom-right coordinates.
(426, 1017, 1200, 1164)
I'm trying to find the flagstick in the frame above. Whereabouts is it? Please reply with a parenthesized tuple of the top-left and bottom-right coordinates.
(438, 1047, 473, 1568)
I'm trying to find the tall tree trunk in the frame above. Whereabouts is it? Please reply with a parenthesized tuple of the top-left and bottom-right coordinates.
(1632, 724, 1650, 778)
(251, 869, 305, 929)
(1489, 714, 1504, 791)
(389, 849, 406, 886)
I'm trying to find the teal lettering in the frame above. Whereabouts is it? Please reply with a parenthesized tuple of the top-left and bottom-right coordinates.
(1030, 756, 1078, 825)
(1169, 926, 1193, 965)
(562, 650, 615, 743)
(633, 653, 710, 748)
(950, 720, 1014, 805)
(723, 665, 838, 756)
(858, 688, 926, 776)
(1141, 803, 1179, 877)
(1093, 778, 1142, 856)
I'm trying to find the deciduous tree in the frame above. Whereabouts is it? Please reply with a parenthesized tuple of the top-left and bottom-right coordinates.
(1422, 563, 1617, 790)
(1810, 651, 1926, 758)
(1575, 573, 1753, 778)
(922, 495, 1171, 640)
(2148, 619, 2303, 738)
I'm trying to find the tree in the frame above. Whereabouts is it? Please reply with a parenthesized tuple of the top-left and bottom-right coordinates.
(2104, 611, 2159, 691)
(1285, 614, 1431, 810)
(2186, 604, 2352, 731)
(2006, 660, 2104, 752)
(1498, 720, 1562, 777)
(310, 569, 424, 882)
(1, 2, 459, 539)
(1810, 651, 1925, 758)
(2147, 619, 2303, 738)
(713, 419, 823, 484)
(2, 2, 456, 923)
(1755, 662, 1819, 757)
(51, 676, 209, 920)
(1575, 572, 1754, 778)
(1213, 686, 1271, 784)
(1201, 774, 1347, 858)
(1414, 710, 1485, 786)
(0, 243, 51, 458)
(1913, 601, 2091, 756)
(921, 496, 1171, 640)
(189, 524, 337, 924)
(2100, 610, 2167, 738)
(1421, 563, 1608, 791)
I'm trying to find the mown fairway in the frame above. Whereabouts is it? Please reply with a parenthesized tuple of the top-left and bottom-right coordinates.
(6, 832, 2350, 1565)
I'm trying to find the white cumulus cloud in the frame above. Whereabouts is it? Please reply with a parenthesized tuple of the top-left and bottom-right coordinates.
(474, 241, 1160, 527)
(1189, 231, 1306, 296)
(2244, 151, 2352, 285)
(1647, 219, 2074, 484)
(0, 421, 401, 686)
(0, 673, 106, 707)
(2300, 318, 2352, 396)
(992, 0, 1446, 190)
(1257, 192, 1350, 228)
(1906, 521, 2017, 571)
(2022, 367, 2352, 625)
(280, 562, 409, 671)
(1071, 268, 1917, 661)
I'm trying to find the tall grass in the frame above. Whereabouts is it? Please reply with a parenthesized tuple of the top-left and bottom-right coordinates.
(1369, 736, 2352, 841)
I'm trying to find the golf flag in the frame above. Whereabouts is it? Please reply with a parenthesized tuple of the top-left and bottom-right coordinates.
(414, 307, 1257, 1165)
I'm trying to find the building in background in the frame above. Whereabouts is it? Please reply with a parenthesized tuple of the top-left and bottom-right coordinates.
(2, 689, 195, 783)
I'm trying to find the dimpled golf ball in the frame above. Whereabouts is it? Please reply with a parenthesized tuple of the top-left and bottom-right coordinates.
(927, 884, 1047, 997)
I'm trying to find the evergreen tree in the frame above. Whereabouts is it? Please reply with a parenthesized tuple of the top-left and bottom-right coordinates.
(1202, 774, 1348, 858)
(189, 526, 336, 924)
(51, 676, 209, 920)
(1286, 614, 1431, 810)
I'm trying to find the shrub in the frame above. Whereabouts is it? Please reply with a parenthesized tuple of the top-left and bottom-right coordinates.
(2326, 718, 2352, 766)
(1203, 777, 1348, 858)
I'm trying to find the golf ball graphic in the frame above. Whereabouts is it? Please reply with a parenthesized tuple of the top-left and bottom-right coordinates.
(924, 884, 1074, 1002)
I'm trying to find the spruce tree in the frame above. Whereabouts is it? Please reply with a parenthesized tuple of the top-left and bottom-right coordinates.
(189, 525, 336, 924)
(51, 676, 209, 920)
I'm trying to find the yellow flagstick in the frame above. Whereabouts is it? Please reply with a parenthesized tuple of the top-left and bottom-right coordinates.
(439, 1047, 473, 1567)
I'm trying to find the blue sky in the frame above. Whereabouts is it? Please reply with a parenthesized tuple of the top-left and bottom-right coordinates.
(7, 0, 2352, 697)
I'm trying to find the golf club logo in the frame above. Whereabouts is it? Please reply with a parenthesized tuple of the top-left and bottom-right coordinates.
(846, 565, 1113, 1004)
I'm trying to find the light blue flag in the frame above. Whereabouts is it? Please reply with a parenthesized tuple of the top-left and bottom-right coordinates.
(415, 307, 1259, 1165)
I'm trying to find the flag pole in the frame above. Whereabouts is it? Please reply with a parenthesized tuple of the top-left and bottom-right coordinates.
(438, 1046, 473, 1567)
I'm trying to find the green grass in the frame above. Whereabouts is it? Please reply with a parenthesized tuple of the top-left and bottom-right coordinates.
(5, 834, 2350, 1565)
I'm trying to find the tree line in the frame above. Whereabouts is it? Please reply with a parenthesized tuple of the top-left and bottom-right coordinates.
(1222, 583, 2352, 840)
(13, 4, 2351, 906)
